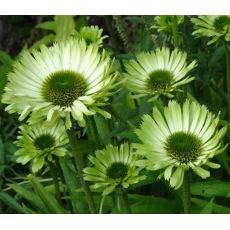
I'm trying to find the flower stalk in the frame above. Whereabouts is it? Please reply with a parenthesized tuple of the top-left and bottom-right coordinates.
(48, 161, 61, 202)
(182, 170, 191, 214)
(113, 186, 131, 214)
(67, 125, 96, 214)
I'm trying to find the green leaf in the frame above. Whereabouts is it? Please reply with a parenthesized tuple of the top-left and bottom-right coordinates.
(208, 46, 224, 67)
(76, 139, 96, 154)
(216, 151, 230, 177)
(129, 194, 181, 214)
(3, 142, 17, 155)
(94, 114, 111, 145)
(0, 66, 9, 99)
(0, 191, 25, 213)
(85, 117, 101, 149)
(36, 21, 56, 32)
(9, 184, 49, 213)
(0, 50, 13, 67)
(0, 51, 13, 99)
(131, 170, 158, 188)
(112, 89, 137, 121)
(30, 34, 55, 49)
(75, 16, 89, 30)
(28, 174, 67, 214)
(59, 157, 88, 213)
(192, 198, 230, 214)
(54, 16, 75, 42)
(21, 204, 37, 214)
(200, 198, 214, 214)
(0, 137, 5, 177)
(191, 180, 230, 198)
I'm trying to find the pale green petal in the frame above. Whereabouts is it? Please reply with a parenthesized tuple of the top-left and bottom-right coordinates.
(103, 184, 117, 196)
(164, 165, 174, 181)
(135, 99, 226, 190)
(169, 167, 185, 189)
(2, 38, 115, 128)
(191, 16, 230, 44)
(32, 156, 45, 173)
(91, 182, 109, 189)
(124, 47, 196, 100)
(83, 143, 145, 195)
(15, 120, 68, 172)
(206, 162, 220, 169)
(192, 166, 210, 179)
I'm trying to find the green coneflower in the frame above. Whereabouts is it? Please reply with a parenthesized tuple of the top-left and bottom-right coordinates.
(83, 143, 146, 196)
(153, 16, 184, 34)
(124, 47, 197, 101)
(73, 25, 108, 46)
(15, 121, 69, 172)
(2, 38, 116, 128)
(191, 15, 230, 45)
(134, 100, 227, 189)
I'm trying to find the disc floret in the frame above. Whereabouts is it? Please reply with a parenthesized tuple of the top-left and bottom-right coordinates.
(41, 70, 87, 107)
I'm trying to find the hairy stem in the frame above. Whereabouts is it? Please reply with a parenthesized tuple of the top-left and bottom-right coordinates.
(67, 126, 96, 214)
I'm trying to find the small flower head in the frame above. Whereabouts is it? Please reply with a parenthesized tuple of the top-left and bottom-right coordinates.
(73, 25, 108, 46)
(153, 16, 184, 34)
(134, 100, 227, 189)
(15, 121, 69, 172)
(191, 15, 230, 45)
(124, 47, 197, 101)
(83, 143, 146, 196)
(2, 39, 116, 128)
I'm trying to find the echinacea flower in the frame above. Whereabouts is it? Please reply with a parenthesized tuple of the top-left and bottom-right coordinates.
(83, 143, 146, 196)
(153, 16, 184, 34)
(73, 25, 108, 46)
(2, 38, 116, 128)
(124, 47, 197, 101)
(134, 100, 227, 189)
(191, 15, 230, 45)
(15, 120, 69, 172)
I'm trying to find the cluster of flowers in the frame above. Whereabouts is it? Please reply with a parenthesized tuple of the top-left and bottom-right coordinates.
(2, 16, 230, 196)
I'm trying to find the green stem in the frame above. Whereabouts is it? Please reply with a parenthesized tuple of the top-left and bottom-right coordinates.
(225, 42, 230, 120)
(99, 195, 106, 214)
(172, 16, 180, 48)
(67, 126, 96, 214)
(48, 161, 61, 203)
(182, 170, 191, 214)
(113, 186, 131, 214)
